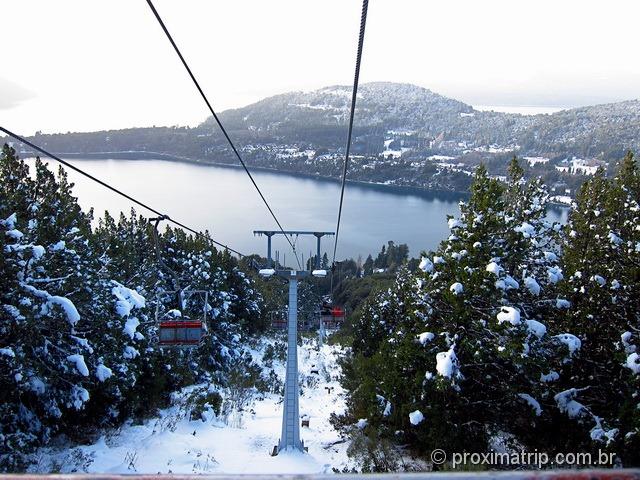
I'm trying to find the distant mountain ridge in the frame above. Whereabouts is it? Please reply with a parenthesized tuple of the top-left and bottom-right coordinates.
(6, 82, 639, 196)
(206, 82, 639, 157)
(212, 82, 472, 132)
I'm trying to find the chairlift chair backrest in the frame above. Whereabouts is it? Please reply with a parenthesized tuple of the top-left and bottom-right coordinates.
(268, 310, 288, 330)
(318, 303, 345, 331)
(159, 319, 205, 346)
(155, 290, 209, 348)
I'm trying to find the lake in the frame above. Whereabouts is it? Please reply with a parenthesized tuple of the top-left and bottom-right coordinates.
(29, 158, 568, 264)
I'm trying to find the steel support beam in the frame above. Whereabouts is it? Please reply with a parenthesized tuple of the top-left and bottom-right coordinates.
(278, 275, 303, 453)
(256, 229, 334, 456)
(315, 234, 322, 269)
(318, 315, 325, 348)
(267, 234, 273, 268)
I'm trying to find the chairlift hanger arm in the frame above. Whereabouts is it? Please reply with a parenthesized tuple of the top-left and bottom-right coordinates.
(150, 216, 183, 304)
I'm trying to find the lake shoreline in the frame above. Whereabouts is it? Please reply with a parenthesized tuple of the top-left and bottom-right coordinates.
(18, 149, 572, 208)
(18, 149, 471, 199)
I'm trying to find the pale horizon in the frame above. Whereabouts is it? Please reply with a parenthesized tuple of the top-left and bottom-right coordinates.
(2, 0, 639, 135)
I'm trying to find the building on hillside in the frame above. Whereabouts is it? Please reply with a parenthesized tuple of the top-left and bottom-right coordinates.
(554, 158, 606, 175)
(489, 175, 508, 182)
(570, 158, 606, 175)
(524, 156, 550, 167)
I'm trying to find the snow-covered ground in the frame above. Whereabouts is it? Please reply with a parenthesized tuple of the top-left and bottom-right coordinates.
(29, 338, 354, 474)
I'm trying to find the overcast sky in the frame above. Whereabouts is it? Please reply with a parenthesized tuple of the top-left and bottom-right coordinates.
(2, 0, 639, 135)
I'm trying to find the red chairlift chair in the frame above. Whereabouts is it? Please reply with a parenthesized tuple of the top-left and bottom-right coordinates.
(319, 302, 346, 331)
(158, 318, 206, 346)
(271, 318, 288, 330)
(150, 217, 209, 349)
(156, 294, 209, 348)
(268, 310, 288, 330)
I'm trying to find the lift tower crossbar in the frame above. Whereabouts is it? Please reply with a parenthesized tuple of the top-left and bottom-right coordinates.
(254, 230, 334, 455)
(254, 231, 334, 270)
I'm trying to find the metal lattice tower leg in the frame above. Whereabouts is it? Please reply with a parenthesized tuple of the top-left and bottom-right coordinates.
(278, 277, 303, 452)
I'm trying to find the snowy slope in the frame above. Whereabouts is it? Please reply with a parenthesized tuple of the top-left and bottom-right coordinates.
(28, 339, 354, 474)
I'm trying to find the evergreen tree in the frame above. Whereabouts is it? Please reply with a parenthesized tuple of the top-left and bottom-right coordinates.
(340, 161, 577, 459)
(550, 153, 640, 464)
(0, 146, 266, 470)
(363, 254, 374, 276)
(322, 252, 329, 269)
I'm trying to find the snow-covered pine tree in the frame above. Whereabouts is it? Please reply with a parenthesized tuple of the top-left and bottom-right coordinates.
(551, 153, 640, 464)
(1, 150, 99, 467)
(344, 265, 430, 434)
(341, 160, 576, 458)
(1, 146, 46, 469)
(93, 211, 263, 408)
(411, 161, 572, 453)
(90, 210, 177, 419)
(150, 227, 254, 386)
(1, 146, 266, 470)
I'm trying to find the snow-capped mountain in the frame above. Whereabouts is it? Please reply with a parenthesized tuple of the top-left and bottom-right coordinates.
(204, 82, 640, 156)
(211, 82, 473, 132)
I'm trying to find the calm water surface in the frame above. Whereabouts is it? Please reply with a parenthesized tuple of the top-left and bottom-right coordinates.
(32, 158, 568, 264)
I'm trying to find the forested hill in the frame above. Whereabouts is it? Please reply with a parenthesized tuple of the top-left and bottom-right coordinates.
(5, 82, 640, 194)
(209, 82, 640, 156)
(209, 82, 473, 133)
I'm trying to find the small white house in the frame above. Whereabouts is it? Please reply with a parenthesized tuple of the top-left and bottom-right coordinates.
(524, 156, 550, 167)
(570, 158, 605, 175)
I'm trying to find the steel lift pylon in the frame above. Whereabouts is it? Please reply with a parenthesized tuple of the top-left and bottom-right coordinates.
(254, 230, 334, 455)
